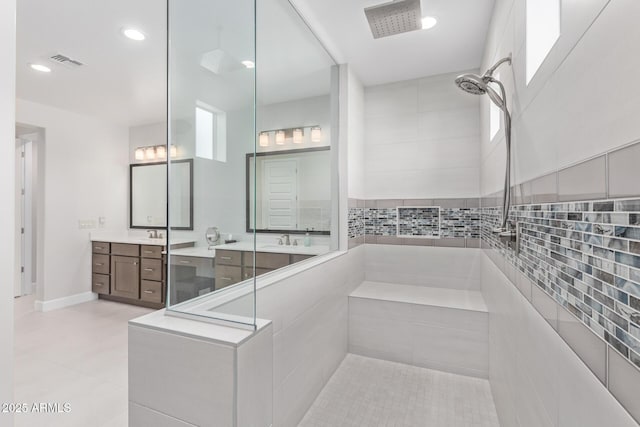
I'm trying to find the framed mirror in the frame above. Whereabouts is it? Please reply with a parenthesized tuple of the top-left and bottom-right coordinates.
(246, 147, 330, 235)
(130, 159, 193, 230)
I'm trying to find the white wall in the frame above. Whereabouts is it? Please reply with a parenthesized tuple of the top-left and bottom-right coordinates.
(16, 99, 129, 303)
(363, 71, 481, 199)
(480, 0, 640, 194)
(0, 0, 16, 417)
(481, 253, 637, 427)
(346, 68, 365, 199)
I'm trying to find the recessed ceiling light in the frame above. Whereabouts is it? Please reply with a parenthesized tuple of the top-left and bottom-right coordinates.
(421, 16, 438, 30)
(122, 28, 146, 41)
(30, 64, 51, 73)
(241, 60, 255, 69)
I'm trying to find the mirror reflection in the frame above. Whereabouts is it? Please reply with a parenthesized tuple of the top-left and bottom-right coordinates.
(247, 147, 331, 234)
(130, 159, 193, 229)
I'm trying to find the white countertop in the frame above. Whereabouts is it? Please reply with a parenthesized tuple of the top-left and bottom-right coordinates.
(214, 241, 330, 256)
(90, 232, 195, 247)
(171, 246, 217, 259)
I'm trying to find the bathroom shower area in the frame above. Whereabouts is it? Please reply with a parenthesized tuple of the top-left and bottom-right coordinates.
(128, 0, 640, 426)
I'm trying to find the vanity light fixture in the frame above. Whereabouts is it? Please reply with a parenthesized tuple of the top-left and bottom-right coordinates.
(134, 148, 145, 161)
(311, 126, 322, 143)
(259, 132, 270, 147)
(275, 130, 286, 145)
(122, 27, 146, 41)
(156, 145, 167, 159)
(241, 60, 255, 69)
(145, 147, 156, 160)
(30, 63, 51, 73)
(293, 128, 303, 144)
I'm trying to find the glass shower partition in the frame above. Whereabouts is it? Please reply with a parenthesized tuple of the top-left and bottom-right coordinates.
(166, 0, 257, 328)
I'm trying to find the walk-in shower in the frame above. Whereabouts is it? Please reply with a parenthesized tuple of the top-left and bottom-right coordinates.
(455, 56, 512, 233)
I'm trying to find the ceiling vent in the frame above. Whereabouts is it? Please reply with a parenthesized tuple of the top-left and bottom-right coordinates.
(48, 53, 84, 68)
(364, 0, 422, 39)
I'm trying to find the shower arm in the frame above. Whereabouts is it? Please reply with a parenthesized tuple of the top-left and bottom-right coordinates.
(486, 76, 512, 232)
(484, 55, 512, 78)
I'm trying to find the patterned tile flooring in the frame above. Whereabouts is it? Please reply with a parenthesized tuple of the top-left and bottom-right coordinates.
(298, 354, 500, 427)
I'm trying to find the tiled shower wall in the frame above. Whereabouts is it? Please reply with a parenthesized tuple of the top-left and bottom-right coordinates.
(347, 198, 480, 248)
(482, 142, 640, 423)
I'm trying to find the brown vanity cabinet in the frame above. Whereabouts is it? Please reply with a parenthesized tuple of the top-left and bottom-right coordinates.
(91, 241, 168, 309)
(214, 248, 315, 288)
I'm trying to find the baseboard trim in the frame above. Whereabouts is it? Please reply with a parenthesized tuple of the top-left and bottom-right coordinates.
(35, 291, 98, 312)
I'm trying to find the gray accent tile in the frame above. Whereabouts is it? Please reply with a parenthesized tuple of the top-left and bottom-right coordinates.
(558, 156, 607, 202)
(531, 172, 558, 203)
(402, 199, 433, 207)
(557, 306, 607, 385)
(364, 200, 377, 208)
(348, 198, 358, 208)
(434, 238, 465, 248)
(376, 236, 403, 245)
(609, 142, 640, 199)
(401, 238, 434, 246)
(465, 198, 480, 208)
(376, 199, 404, 208)
(465, 238, 480, 248)
(516, 270, 532, 301)
(608, 347, 640, 423)
(531, 284, 558, 330)
(433, 198, 466, 208)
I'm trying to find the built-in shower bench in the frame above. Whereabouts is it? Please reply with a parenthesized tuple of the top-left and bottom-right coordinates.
(348, 280, 489, 378)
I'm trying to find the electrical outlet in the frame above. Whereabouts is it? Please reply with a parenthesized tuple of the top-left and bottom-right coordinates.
(78, 220, 97, 230)
(98, 217, 106, 228)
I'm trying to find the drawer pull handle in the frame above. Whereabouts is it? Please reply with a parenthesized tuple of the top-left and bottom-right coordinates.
(179, 260, 191, 264)
(144, 268, 154, 272)
(95, 246, 103, 250)
(143, 290, 154, 294)
(94, 283, 103, 287)
(144, 250, 153, 254)
(220, 256, 232, 260)
(95, 263, 104, 266)
(221, 277, 232, 281)
(133, 262, 138, 265)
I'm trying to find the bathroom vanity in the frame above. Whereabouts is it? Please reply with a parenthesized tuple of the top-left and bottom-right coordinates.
(91, 235, 194, 309)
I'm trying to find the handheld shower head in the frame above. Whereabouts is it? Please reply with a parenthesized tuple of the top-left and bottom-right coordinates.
(454, 74, 486, 95)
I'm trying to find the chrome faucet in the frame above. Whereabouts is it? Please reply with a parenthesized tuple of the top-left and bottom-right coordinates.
(147, 230, 158, 239)
(280, 234, 290, 246)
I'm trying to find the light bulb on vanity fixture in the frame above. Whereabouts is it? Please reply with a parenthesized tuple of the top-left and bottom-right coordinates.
(170, 145, 178, 158)
(293, 128, 303, 144)
(156, 145, 167, 159)
(145, 146, 156, 160)
(275, 130, 286, 145)
(311, 126, 322, 143)
(259, 132, 270, 147)
(135, 148, 145, 161)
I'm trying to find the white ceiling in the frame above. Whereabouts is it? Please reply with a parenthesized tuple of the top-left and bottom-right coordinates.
(16, 0, 167, 127)
(291, 0, 496, 86)
(16, 0, 494, 127)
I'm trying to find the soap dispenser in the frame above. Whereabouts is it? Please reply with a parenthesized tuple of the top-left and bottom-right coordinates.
(303, 230, 311, 247)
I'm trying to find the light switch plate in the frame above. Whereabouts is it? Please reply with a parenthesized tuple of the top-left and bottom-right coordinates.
(78, 220, 96, 229)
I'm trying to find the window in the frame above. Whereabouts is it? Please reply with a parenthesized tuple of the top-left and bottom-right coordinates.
(489, 72, 501, 140)
(195, 102, 227, 162)
(526, 0, 560, 84)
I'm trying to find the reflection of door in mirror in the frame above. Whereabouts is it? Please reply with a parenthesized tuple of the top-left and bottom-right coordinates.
(263, 159, 298, 230)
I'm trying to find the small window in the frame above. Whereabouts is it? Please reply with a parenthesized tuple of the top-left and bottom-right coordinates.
(526, 0, 560, 84)
(195, 102, 227, 162)
(489, 72, 501, 141)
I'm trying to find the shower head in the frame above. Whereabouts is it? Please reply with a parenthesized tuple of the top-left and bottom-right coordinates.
(455, 55, 511, 113)
(455, 74, 487, 95)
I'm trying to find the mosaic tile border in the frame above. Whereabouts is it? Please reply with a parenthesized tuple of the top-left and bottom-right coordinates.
(482, 198, 640, 423)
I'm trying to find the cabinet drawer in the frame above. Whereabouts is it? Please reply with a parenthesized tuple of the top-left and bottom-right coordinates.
(242, 267, 272, 280)
(92, 273, 110, 295)
(111, 243, 140, 257)
(92, 254, 110, 274)
(291, 254, 313, 264)
(215, 265, 241, 289)
(216, 250, 242, 266)
(245, 252, 290, 269)
(140, 280, 163, 304)
(141, 258, 163, 281)
(92, 242, 110, 254)
(141, 245, 163, 259)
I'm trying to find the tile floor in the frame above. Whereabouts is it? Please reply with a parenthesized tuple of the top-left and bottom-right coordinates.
(12, 294, 152, 427)
(298, 354, 500, 427)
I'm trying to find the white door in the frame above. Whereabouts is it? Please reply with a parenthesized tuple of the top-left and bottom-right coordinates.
(262, 159, 298, 230)
(14, 138, 33, 296)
